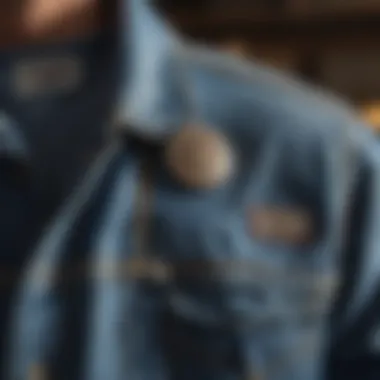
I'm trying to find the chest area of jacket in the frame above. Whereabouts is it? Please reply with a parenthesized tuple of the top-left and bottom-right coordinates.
(60, 146, 338, 326)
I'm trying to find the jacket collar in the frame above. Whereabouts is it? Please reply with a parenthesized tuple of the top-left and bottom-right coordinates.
(0, 1, 191, 176)
(115, 0, 193, 140)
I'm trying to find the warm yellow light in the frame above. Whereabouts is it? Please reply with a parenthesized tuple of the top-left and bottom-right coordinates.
(361, 102, 380, 131)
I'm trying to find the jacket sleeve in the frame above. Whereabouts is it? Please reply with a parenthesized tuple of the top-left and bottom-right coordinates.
(328, 124, 380, 379)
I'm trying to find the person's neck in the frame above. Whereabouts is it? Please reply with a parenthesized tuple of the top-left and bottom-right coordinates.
(0, 0, 114, 48)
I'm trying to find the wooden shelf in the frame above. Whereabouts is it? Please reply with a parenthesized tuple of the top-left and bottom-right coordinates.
(158, 1, 380, 112)
(164, 3, 380, 41)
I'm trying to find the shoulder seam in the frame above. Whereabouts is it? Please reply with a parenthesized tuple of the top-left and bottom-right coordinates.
(182, 43, 358, 121)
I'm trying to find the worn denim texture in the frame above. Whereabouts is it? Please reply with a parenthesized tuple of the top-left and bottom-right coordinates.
(1, 1, 380, 379)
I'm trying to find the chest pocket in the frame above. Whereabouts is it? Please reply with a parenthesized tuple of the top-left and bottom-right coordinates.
(152, 164, 337, 378)
(151, 178, 335, 325)
(159, 232, 337, 378)
(165, 250, 337, 328)
(157, 205, 338, 330)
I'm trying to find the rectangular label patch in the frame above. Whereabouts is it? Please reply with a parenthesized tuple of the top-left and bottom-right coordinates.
(12, 55, 84, 98)
(249, 206, 314, 245)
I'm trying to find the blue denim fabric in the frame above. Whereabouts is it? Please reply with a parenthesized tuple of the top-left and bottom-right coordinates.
(0, 32, 120, 199)
(0, 29, 120, 380)
(1, 1, 380, 380)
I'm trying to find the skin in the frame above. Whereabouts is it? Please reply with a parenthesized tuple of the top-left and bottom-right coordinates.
(0, 0, 111, 47)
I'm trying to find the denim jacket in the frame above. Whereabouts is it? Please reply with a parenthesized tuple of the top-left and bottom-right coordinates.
(2, 1, 380, 380)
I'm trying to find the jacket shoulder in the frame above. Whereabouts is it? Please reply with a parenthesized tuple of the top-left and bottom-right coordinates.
(180, 44, 371, 197)
(182, 44, 363, 140)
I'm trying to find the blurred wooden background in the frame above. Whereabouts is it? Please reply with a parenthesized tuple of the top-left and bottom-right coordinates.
(157, 0, 380, 131)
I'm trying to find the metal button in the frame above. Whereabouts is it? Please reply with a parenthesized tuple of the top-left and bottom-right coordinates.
(164, 124, 235, 189)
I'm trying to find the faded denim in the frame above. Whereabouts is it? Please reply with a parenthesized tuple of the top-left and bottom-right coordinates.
(1, 1, 380, 380)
